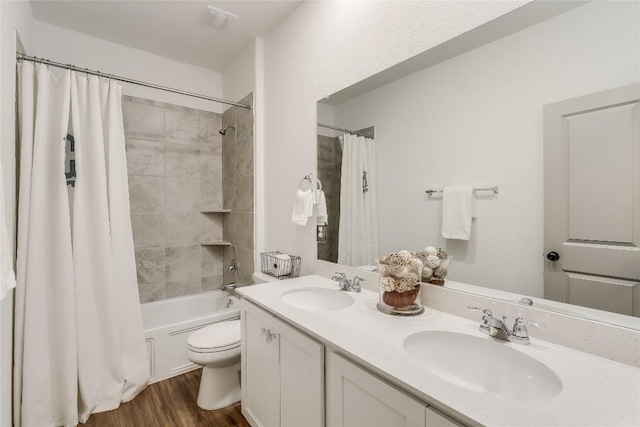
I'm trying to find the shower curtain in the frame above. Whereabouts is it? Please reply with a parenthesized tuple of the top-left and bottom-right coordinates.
(338, 133, 379, 267)
(14, 63, 149, 427)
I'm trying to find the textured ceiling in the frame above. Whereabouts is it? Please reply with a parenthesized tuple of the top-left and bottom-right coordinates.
(30, 0, 302, 71)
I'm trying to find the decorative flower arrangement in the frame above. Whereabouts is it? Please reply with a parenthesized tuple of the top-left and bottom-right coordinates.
(413, 246, 451, 285)
(378, 250, 423, 310)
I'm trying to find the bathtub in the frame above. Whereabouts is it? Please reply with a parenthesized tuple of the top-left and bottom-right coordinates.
(141, 290, 240, 384)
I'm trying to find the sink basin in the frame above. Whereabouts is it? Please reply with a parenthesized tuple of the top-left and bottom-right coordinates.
(403, 331, 562, 401)
(281, 287, 355, 311)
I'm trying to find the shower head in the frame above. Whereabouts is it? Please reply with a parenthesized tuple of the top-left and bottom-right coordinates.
(219, 125, 235, 135)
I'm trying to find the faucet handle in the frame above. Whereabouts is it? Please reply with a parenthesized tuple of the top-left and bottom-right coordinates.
(352, 276, 365, 292)
(511, 317, 544, 345)
(468, 306, 493, 335)
(514, 317, 544, 329)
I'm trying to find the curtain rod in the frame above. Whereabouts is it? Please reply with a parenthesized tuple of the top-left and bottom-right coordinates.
(317, 122, 372, 139)
(17, 53, 251, 109)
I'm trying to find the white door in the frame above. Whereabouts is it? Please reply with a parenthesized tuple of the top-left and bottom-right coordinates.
(326, 351, 425, 427)
(544, 83, 640, 316)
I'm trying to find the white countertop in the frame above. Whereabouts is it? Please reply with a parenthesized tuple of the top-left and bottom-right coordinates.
(238, 275, 640, 427)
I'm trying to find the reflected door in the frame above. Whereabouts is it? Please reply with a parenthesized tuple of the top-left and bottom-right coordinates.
(544, 83, 640, 317)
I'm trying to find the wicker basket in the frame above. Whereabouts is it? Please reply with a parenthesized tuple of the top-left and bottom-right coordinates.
(261, 251, 301, 280)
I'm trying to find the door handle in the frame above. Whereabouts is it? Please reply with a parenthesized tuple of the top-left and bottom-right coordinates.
(546, 251, 560, 261)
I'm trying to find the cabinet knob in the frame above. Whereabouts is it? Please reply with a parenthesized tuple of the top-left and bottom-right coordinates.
(265, 329, 277, 343)
(546, 251, 560, 261)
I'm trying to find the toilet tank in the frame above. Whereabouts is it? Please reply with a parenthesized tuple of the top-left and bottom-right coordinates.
(252, 272, 278, 284)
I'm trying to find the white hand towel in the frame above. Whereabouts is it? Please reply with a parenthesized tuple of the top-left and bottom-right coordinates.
(1, 160, 16, 301)
(442, 186, 475, 240)
(291, 189, 314, 226)
(315, 190, 328, 225)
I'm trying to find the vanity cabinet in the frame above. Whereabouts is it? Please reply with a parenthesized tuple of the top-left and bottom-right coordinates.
(242, 298, 462, 427)
(241, 300, 324, 427)
(326, 352, 462, 427)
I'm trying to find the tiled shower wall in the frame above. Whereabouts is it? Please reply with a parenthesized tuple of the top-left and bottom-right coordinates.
(317, 135, 342, 264)
(122, 96, 226, 303)
(222, 93, 254, 286)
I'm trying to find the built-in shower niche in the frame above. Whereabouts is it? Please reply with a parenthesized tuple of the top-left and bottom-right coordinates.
(123, 92, 254, 303)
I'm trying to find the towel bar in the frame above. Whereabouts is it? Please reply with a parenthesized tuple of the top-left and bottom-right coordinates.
(299, 173, 323, 191)
(425, 186, 499, 195)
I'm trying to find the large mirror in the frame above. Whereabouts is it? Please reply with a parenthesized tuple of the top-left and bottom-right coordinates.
(316, 1, 640, 329)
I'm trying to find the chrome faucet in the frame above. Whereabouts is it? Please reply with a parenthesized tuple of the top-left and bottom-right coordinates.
(222, 283, 237, 291)
(331, 272, 364, 293)
(468, 306, 543, 345)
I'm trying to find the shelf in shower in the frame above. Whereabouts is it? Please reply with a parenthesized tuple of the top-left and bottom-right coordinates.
(200, 209, 231, 213)
(200, 240, 232, 246)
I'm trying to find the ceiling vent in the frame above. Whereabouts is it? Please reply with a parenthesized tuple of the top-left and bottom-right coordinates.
(201, 5, 237, 30)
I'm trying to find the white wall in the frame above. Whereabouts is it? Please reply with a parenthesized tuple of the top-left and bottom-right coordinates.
(317, 103, 337, 138)
(1, 3, 35, 425)
(222, 37, 264, 273)
(262, 0, 531, 275)
(222, 40, 256, 105)
(33, 21, 224, 113)
(332, 1, 639, 296)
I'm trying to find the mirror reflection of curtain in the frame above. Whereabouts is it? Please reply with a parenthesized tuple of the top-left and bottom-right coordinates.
(14, 64, 149, 426)
(338, 133, 379, 267)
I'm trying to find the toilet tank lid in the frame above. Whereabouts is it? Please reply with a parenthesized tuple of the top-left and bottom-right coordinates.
(188, 319, 241, 350)
(253, 271, 278, 284)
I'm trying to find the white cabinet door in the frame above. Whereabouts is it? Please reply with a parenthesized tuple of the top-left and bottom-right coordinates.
(327, 351, 425, 427)
(242, 300, 324, 427)
(241, 302, 280, 427)
(276, 317, 324, 427)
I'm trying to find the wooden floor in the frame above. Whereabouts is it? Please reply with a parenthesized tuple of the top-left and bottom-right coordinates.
(83, 369, 250, 427)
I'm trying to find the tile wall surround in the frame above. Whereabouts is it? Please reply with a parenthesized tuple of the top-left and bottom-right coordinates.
(317, 135, 341, 264)
(314, 260, 640, 368)
(123, 95, 231, 303)
(221, 93, 255, 288)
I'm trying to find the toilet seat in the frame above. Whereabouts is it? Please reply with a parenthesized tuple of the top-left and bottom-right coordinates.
(187, 319, 241, 353)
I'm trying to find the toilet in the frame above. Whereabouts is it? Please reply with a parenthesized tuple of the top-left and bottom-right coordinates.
(186, 319, 241, 410)
(186, 274, 277, 410)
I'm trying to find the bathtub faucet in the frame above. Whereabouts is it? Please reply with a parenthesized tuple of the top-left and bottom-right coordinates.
(222, 283, 237, 292)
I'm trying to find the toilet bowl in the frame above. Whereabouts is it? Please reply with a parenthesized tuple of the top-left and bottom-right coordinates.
(186, 319, 241, 410)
